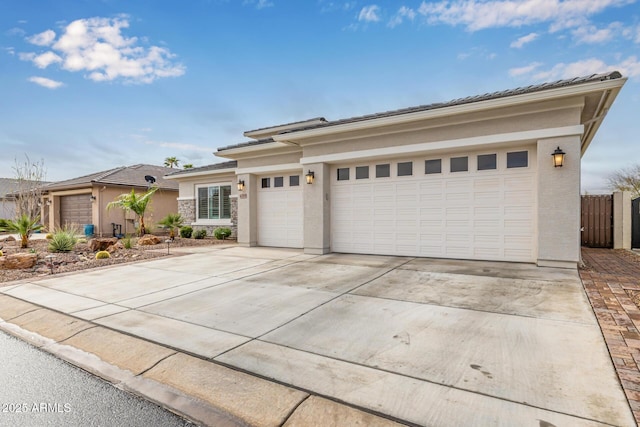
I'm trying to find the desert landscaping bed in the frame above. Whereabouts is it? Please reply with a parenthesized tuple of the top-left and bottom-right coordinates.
(0, 235, 233, 285)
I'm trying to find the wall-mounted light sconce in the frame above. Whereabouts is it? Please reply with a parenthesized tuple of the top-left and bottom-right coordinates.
(237, 180, 245, 191)
(552, 146, 566, 167)
(90, 195, 97, 201)
(305, 170, 315, 184)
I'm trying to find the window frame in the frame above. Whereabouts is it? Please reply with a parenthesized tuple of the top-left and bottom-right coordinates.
(355, 166, 369, 180)
(195, 183, 233, 225)
(507, 151, 529, 169)
(376, 164, 391, 178)
(450, 156, 469, 173)
(425, 159, 442, 175)
(397, 161, 413, 177)
(337, 168, 350, 181)
(477, 153, 497, 171)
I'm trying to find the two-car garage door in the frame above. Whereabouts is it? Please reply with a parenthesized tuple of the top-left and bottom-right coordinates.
(331, 148, 537, 262)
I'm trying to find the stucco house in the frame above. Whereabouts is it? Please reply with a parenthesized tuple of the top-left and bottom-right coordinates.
(166, 72, 626, 268)
(42, 164, 179, 236)
(0, 178, 21, 219)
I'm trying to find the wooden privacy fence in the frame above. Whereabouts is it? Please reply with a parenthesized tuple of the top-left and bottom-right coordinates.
(581, 195, 613, 248)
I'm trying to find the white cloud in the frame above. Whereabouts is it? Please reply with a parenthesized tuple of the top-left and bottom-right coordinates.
(359, 5, 381, 22)
(388, 6, 417, 28)
(27, 29, 56, 46)
(19, 16, 185, 84)
(572, 22, 623, 44)
(256, 0, 274, 9)
(528, 56, 640, 80)
(6, 27, 26, 37)
(28, 76, 64, 89)
(3, 47, 16, 56)
(243, 0, 274, 9)
(417, 0, 634, 32)
(32, 51, 62, 68)
(510, 32, 538, 48)
(508, 61, 543, 76)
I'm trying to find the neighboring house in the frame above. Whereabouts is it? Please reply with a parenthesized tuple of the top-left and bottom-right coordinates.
(42, 164, 178, 236)
(0, 178, 19, 219)
(0, 178, 50, 220)
(167, 72, 626, 268)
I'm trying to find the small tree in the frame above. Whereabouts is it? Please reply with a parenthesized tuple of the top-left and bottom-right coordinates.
(183, 164, 193, 169)
(13, 155, 46, 219)
(608, 164, 640, 198)
(164, 157, 180, 168)
(106, 187, 158, 237)
(0, 214, 43, 248)
(158, 213, 184, 240)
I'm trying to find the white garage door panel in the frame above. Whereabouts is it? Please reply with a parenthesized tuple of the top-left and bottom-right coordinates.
(257, 179, 303, 248)
(331, 155, 536, 262)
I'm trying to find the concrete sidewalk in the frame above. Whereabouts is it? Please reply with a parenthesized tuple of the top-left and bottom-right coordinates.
(0, 245, 635, 426)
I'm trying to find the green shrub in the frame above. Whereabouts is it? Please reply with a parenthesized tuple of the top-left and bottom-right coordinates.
(121, 234, 134, 249)
(95, 251, 111, 259)
(179, 226, 193, 238)
(194, 229, 207, 239)
(77, 238, 87, 244)
(213, 227, 232, 240)
(45, 233, 53, 240)
(48, 225, 80, 253)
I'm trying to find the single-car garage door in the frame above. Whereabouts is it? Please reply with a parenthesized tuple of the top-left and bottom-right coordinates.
(60, 194, 92, 226)
(257, 174, 303, 248)
(331, 148, 537, 262)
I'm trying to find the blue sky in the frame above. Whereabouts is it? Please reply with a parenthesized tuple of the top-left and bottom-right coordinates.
(1, 0, 638, 192)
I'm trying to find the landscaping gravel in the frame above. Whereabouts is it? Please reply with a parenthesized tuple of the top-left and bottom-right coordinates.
(0, 235, 231, 285)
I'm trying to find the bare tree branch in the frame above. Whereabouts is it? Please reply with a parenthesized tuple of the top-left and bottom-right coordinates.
(12, 155, 47, 219)
(607, 164, 640, 198)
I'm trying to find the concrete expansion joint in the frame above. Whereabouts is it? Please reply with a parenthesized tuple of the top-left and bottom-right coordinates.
(0, 297, 407, 427)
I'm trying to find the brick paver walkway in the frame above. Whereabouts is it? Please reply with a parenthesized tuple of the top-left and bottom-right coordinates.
(580, 248, 640, 425)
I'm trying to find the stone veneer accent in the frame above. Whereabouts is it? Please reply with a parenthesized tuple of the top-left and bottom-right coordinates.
(177, 197, 237, 239)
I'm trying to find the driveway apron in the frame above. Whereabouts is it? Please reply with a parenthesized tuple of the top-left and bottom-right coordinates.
(1, 246, 634, 426)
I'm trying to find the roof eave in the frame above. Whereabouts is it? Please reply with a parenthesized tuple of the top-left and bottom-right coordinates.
(164, 168, 237, 180)
(216, 141, 293, 158)
(272, 78, 627, 144)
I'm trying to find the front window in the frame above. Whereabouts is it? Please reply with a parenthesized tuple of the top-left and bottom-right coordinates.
(197, 185, 231, 220)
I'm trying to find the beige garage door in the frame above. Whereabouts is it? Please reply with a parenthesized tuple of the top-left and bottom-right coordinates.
(60, 194, 92, 226)
(331, 148, 537, 262)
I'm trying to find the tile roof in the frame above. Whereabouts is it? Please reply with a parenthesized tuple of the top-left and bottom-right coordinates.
(217, 137, 275, 153)
(165, 160, 237, 177)
(218, 71, 622, 152)
(0, 178, 50, 199)
(43, 164, 179, 191)
(0, 178, 20, 199)
(244, 117, 327, 135)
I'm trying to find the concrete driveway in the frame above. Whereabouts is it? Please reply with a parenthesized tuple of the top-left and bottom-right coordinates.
(1, 246, 634, 426)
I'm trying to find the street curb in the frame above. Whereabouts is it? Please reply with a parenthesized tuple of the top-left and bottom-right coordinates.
(0, 295, 406, 427)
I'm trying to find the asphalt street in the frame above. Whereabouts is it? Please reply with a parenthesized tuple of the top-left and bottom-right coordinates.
(0, 330, 194, 427)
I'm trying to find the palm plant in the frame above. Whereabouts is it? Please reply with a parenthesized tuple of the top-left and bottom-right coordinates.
(158, 213, 184, 240)
(106, 187, 158, 236)
(0, 214, 43, 248)
(164, 157, 180, 168)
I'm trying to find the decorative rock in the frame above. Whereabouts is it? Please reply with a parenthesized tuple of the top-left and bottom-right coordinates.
(88, 238, 118, 252)
(1, 235, 16, 242)
(138, 235, 161, 246)
(0, 253, 37, 270)
(106, 242, 124, 253)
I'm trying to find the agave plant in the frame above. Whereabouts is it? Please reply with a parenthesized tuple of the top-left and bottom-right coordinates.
(0, 214, 43, 248)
